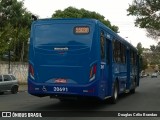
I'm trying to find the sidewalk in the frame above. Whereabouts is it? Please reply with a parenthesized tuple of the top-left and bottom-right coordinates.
(18, 84, 28, 92)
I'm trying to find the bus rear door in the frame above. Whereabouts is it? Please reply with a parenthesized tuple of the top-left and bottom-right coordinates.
(100, 31, 111, 98)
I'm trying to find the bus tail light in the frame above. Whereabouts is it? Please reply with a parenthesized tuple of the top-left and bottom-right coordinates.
(89, 64, 97, 81)
(29, 64, 35, 80)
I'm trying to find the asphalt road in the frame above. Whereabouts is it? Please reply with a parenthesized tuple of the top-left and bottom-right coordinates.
(0, 76, 160, 119)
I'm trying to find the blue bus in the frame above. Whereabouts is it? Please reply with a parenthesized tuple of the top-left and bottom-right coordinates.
(28, 18, 140, 103)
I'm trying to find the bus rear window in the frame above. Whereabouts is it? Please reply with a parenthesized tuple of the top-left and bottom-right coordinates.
(34, 24, 93, 46)
(74, 26, 90, 34)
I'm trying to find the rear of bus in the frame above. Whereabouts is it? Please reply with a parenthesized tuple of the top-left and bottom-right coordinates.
(28, 19, 101, 99)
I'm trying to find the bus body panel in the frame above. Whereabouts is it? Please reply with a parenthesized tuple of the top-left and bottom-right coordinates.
(33, 21, 94, 85)
(28, 19, 103, 99)
(28, 18, 140, 100)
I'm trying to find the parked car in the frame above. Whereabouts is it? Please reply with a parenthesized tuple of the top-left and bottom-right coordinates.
(151, 73, 158, 78)
(0, 74, 19, 94)
(142, 74, 147, 77)
(140, 73, 147, 78)
(140, 70, 148, 78)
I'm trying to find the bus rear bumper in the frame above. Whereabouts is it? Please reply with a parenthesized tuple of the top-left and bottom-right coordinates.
(28, 79, 101, 99)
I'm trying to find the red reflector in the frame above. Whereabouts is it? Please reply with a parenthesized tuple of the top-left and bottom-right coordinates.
(93, 65, 97, 74)
(55, 78, 67, 83)
(29, 64, 34, 77)
(90, 64, 97, 78)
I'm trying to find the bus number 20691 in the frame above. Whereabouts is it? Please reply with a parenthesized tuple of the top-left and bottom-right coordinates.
(53, 87, 68, 92)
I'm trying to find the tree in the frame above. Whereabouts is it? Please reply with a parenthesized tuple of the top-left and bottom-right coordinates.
(136, 42, 143, 55)
(0, 0, 32, 29)
(136, 42, 148, 70)
(52, 7, 119, 33)
(141, 57, 148, 70)
(0, 0, 32, 61)
(127, 0, 160, 40)
(149, 42, 160, 65)
(150, 45, 156, 51)
(0, 23, 14, 54)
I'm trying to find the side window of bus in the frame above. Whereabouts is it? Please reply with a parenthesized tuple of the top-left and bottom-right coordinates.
(113, 40, 121, 63)
(130, 51, 132, 64)
(112, 40, 115, 62)
(106, 38, 110, 64)
(117, 42, 121, 63)
(100, 31, 105, 59)
(134, 53, 137, 65)
(133, 52, 136, 65)
(130, 50, 136, 65)
(121, 44, 126, 63)
(113, 40, 116, 62)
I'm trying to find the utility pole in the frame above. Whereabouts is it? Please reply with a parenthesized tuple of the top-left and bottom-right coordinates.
(8, 38, 12, 74)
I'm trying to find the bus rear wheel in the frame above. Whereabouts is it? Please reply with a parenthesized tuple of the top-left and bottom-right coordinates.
(110, 82, 118, 104)
(0, 92, 4, 95)
(130, 80, 136, 94)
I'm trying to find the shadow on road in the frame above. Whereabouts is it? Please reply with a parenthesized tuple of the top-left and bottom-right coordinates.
(33, 92, 138, 111)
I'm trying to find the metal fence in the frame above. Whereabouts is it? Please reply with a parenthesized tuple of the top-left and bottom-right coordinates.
(0, 62, 28, 84)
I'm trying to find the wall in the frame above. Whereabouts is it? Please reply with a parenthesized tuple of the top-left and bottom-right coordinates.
(0, 62, 28, 84)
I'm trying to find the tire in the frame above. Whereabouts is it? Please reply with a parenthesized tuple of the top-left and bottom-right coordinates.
(130, 88, 135, 94)
(59, 99, 68, 102)
(110, 82, 118, 104)
(0, 92, 4, 95)
(11, 86, 18, 94)
(130, 80, 136, 94)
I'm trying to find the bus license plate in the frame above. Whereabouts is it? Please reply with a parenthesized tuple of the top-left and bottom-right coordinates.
(53, 87, 68, 92)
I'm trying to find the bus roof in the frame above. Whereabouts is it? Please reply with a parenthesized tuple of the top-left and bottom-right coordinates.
(32, 18, 98, 24)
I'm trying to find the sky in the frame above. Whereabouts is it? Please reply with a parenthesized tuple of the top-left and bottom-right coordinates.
(23, 0, 157, 48)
